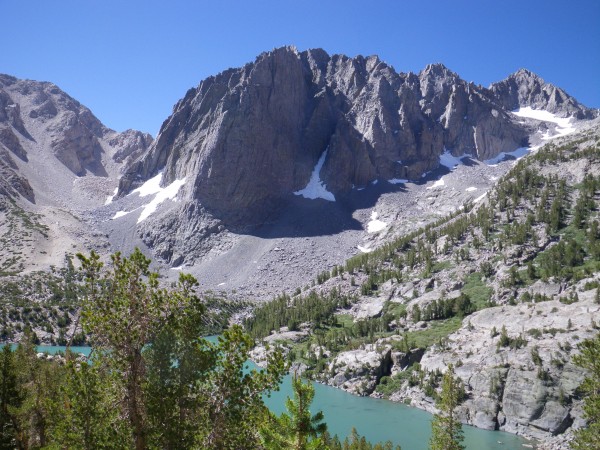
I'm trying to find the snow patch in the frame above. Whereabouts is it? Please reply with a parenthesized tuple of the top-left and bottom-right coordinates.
(465, 187, 477, 192)
(484, 147, 529, 165)
(439, 149, 466, 170)
(105, 187, 118, 205)
(357, 244, 373, 253)
(294, 149, 335, 202)
(388, 178, 408, 185)
(133, 172, 164, 197)
(367, 211, 387, 233)
(511, 107, 576, 138)
(137, 176, 187, 223)
(170, 265, 184, 271)
(474, 192, 487, 203)
(112, 210, 132, 219)
(427, 178, 445, 189)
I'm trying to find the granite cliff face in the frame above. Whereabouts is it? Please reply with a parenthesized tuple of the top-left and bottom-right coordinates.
(119, 47, 593, 229)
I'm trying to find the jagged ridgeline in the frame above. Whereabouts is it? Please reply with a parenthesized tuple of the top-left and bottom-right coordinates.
(246, 125, 600, 440)
(114, 47, 597, 271)
(1, 49, 599, 299)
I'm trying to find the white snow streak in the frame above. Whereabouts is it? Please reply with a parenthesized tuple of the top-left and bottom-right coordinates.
(112, 210, 131, 219)
(388, 178, 408, 185)
(482, 108, 576, 166)
(137, 175, 187, 223)
(357, 244, 373, 253)
(439, 149, 467, 170)
(511, 107, 576, 138)
(367, 211, 387, 233)
(474, 192, 488, 203)
(427, 178, 445, 189)
(294, 149, 335, 201)
(133, 172, 164, 197)
(105, 187, 118, 205)
(465, 187, 478, 192)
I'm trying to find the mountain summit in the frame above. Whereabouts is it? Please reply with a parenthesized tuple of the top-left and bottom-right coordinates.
(111, 47, 596, 267)
(119, 48, 593, 222)
(490, 68, 593, 118)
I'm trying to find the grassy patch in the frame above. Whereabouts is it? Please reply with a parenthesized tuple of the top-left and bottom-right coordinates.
(398, 316, 462, 350)
(334, 314, 355, 328)
(461, 272, 493, 309)
(382, 302, 407, 319)
(376, 363, 420, 397)
(432, 260, 454, 273)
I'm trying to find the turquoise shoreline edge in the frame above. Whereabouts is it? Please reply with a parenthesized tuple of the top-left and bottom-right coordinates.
(0, 341, 534, 450)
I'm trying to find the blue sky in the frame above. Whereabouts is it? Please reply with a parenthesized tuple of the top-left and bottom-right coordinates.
(2, 0, 599, 135)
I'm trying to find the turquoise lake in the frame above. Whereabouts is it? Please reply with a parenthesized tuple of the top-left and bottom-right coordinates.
(1, 342, 535, 449)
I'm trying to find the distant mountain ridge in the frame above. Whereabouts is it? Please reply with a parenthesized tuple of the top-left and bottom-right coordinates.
(0, 73, 153, 274)
(0, 74, 152, 180)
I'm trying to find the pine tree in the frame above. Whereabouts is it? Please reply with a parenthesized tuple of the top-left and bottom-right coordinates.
(572, 332, 600, 449)
(78, 249, 166, 450)
(13, 336, 63, 449)
(322, 427, 401, 450)
(48, 361, 128, 449)
(429, 364, 465, 450)
(143, 272, 220, 450)
(261, 375, 327, 450)
(78, 249, 286, 449)
(0, 345, 20, 449)
(195, 326, 284, 449)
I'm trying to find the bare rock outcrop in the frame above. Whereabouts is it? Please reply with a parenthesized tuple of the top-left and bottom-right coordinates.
(325, 344, 392, 396)
(418, 290, 600, 439)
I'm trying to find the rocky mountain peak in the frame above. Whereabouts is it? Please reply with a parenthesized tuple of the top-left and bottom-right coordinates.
(0, 74, 153, 210)
(111, 49, 596, 267)
(490, 68, 596, 119)
(420, 62, 458, 79)
(512, 67, 539, 79)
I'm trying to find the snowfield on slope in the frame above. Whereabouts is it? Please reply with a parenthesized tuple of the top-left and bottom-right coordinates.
(110, 172, 186, 223)
(512, 107, 576, 139)
(294, 149, 336, 201)
(367, 211, 387, 233)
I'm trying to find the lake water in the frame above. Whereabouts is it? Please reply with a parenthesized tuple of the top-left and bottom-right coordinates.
(1, 342, 534, 449)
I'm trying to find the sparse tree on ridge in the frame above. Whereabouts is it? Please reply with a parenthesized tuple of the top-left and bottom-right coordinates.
(429, 364, 465, 450)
